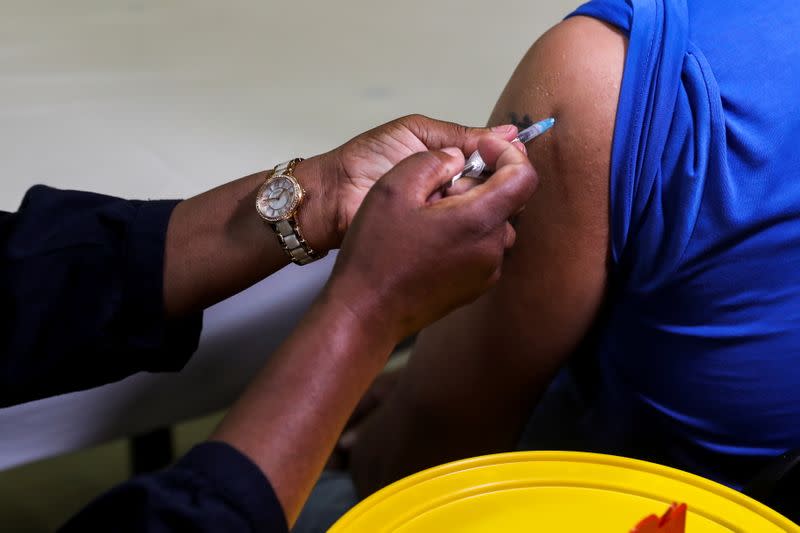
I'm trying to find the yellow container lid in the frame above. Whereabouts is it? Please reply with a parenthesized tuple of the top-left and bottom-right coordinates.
(330, 451, 799, 532)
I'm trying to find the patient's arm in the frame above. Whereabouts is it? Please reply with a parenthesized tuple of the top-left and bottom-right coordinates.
(351, 16, 626, 495)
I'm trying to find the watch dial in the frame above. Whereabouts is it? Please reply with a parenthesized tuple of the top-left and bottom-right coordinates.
(257, 176, 299, 221)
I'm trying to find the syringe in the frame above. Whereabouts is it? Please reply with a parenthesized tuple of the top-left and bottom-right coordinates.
(449, 117, 555, 187)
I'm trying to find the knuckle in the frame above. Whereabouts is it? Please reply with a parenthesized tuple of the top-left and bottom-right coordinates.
(483, 219, 502, 238)
(372, 179, 398, 201)
(517, 159, 536, 180)
(462, 214, 493, 238)
(505, 164, 538, 202)
(518, 170, 538, 203)
(510, 161, 533, 180)
(450, 120, 469, 138)
(400, 113, 426, 128)
(527, 166, 540, 192)
(413, 150, 448, 177)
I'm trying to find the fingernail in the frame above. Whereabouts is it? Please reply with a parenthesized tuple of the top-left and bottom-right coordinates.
(491, 124, 516, 134)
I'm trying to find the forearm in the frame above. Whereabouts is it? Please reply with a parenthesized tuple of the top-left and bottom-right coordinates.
(160, 114, 513, 317)
(163, 155, 338, 317)
(351, 303, 546, 496)
(211, 287, 397, 526)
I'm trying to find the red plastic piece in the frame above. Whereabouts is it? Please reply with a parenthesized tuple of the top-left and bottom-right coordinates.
(630, 503, 687, 533)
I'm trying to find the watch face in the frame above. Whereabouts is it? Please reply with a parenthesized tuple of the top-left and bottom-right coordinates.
(256, 175, 302, 222)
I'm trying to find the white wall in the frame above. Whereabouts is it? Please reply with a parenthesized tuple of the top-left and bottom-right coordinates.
(0, 1, 581, 211)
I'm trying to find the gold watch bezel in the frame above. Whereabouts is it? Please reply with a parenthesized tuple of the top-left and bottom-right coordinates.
(255, 173, 305, 223)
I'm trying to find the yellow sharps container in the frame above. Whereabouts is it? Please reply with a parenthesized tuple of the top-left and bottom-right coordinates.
(330, 451, 799, 532)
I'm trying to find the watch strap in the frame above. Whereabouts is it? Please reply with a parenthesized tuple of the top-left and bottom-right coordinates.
(273, 158, 299, 176)
(272, 218, 324, 266)
(269, 158, 327, 266)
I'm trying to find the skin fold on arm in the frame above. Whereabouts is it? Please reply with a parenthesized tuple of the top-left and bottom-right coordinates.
(350, 16, 627, 496)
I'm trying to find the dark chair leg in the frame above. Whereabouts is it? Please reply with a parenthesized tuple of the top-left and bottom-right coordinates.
(129, 427, 174, 475)
(743, 448, 800, 524)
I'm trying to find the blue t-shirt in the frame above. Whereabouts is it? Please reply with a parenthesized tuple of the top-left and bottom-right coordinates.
(567, 0, 800, 489)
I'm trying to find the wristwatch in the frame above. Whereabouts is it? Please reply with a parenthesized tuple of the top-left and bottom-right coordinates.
(255, 158, 327, 265)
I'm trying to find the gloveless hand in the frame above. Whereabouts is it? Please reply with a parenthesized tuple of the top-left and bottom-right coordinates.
(325, 135, 538, 342)
(304, 115, 519, 251)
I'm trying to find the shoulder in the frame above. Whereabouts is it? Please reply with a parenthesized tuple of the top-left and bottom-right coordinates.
(492, 16, 626, 179)
(489, 16, 626, 243)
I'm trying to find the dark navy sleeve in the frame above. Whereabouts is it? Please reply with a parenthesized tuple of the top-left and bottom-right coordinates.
(0, 185, 203, 407)
(60, 441, 289, 533)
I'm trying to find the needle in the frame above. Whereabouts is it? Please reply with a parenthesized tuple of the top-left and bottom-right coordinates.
(449, 117, 555, 188)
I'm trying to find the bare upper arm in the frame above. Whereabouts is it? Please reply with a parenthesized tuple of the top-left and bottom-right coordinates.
(352, 16, 627, 494)
(480, 15, 624, 368)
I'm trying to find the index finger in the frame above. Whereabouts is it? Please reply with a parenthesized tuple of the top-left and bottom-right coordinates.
(400, 115, 518, 154)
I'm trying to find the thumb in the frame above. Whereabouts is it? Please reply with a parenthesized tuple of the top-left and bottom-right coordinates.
(379, 148, 465, 203)
(462, 137, 538, 226)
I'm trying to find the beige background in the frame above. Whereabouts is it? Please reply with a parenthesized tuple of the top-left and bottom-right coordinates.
(1, 0, 580, 208)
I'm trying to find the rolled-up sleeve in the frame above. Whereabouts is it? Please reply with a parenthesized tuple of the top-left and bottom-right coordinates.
(60, 441, 288, 533)
(0, 185, 202, 406)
